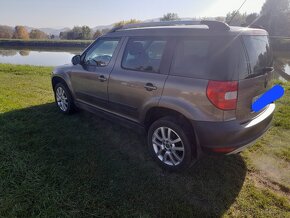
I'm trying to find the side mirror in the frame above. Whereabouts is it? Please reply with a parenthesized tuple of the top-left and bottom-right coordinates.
(72, 55, 81, 65)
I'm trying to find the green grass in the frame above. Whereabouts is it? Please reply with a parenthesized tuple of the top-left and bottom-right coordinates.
(0, 64, 289, 217)
(243, 80, 290, 191)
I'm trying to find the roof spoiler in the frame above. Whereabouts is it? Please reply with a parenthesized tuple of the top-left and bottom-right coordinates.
(109, 20, 230, 33)
(241, 23, 265, 29)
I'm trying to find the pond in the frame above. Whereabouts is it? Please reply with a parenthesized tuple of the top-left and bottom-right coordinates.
(274, 52, 290, 81)
(0, 47, 289, 81)
(0, 48, 83, 66)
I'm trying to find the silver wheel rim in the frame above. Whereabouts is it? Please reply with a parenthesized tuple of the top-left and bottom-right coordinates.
(56, 87, 69, 112)
(152, 127, 185, 166)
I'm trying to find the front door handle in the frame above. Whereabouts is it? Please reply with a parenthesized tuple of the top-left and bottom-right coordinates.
(98, 75, 107, 82)
(144, 83, 157, 91)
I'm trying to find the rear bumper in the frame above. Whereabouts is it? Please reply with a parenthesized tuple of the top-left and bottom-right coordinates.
(193, 103, 275, 154)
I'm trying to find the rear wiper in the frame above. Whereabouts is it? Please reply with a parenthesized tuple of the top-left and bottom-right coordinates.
(245, 67, 275, 79)
(263, 67, 274, 73)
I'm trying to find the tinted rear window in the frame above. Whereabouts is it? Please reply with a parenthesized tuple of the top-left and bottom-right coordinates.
(171, 36, 245, 80)
(242, 36, 273, 78)
(122, 37, 168, 73)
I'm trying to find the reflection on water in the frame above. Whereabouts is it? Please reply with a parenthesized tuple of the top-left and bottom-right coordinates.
(0, 50, 18, 57)
(285, 64, 290, 72)
(274, 52, 290, 81)
(18, 50, 30, 56)
(0, 48, 289, 80)
(0, 47, 82, 66)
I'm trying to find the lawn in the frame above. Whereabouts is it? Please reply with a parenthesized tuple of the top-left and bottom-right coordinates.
(0, 64, 289, 217)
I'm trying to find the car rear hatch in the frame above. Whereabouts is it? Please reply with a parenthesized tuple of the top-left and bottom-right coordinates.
(236, 35, 274, 123)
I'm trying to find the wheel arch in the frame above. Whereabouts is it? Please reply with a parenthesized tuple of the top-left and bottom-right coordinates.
(52, 76, 67, 90)
(51, 76, 75, 96)
(143, 106, 202, 158)
(146, 107, 203, 165)
(143, 107, 191, 130)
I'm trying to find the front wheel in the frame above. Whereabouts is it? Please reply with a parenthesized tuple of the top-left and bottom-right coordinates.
(54, 83, 75, 114)
(147, 117, 196, 171)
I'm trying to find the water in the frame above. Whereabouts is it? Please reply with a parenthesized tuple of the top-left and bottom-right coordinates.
(285, 64, 290, 72)
(0, 48, 82, 66)
(0, 48, 289, 80)
(274, 52, 290, 81)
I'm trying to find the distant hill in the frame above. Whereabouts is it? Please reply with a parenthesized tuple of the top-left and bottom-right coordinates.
(3, 17, 224, 37)
(24, 25, 114, 35)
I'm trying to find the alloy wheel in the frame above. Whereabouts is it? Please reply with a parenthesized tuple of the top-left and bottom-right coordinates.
(56, 86, 69, 112)
(152, 127, 185, 166)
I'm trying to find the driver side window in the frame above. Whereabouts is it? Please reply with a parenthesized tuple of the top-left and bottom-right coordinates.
(84, 38, 120, 67)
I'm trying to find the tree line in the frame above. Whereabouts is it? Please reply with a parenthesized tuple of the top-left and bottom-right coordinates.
(58, 19, 141, 40)
(225, 0, 290, 36)
(0, 0, 289, 40)
(158, 0, 290, 37)
(0, 26, 50, 40)
(59, 26, 111, 40)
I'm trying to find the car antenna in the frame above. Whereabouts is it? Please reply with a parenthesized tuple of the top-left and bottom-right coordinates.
(228, 0, 248, 25)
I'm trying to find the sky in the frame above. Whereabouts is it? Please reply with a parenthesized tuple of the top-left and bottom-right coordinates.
(0, 0, 266, 28)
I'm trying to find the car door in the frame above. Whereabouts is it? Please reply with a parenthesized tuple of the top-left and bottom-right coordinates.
(69, 37, 122, 109)
(236, 35, 275, 122)
(108, 36, 172, 122)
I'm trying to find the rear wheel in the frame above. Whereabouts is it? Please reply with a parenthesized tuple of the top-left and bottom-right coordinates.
(147, 116, 196, 171)
(54, 83, 75, 114)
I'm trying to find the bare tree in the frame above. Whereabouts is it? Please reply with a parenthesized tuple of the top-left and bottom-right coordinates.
(93, 30, 102, 39)
(160, 13, 180, 21)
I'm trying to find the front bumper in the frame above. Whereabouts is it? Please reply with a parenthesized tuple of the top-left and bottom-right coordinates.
(193, 103, 275, 154)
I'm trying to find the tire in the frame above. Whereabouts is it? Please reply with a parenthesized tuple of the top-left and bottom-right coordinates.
(54, 83, 76, 114)
(147, 116, 196, 171)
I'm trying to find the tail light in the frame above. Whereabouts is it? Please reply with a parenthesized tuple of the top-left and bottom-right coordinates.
(206, 81, 238, 110)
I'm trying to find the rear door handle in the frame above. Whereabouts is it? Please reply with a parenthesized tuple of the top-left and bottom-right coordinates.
(144, 83, 157, 91)
(98, 75, 107, 82)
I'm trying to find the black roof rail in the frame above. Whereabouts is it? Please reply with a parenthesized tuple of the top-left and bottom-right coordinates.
(108, 20, 230, 33)
(200, 20, 230, 31)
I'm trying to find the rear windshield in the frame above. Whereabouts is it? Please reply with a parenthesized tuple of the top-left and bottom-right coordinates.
(242, 35, 273, 78)
(170, 36, 246, 81)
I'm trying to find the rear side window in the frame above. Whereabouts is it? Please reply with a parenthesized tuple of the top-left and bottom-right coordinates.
(242, 36, 273, 78)
(172, 39, 210, 77)
(170, 36, 244, 80)
(122, 37, 168, 73)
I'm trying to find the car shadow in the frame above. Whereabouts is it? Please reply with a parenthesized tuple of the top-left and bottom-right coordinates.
(0, 103, 247, 217)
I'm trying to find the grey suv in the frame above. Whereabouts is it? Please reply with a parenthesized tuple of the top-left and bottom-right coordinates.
(52, 21, 275, 171)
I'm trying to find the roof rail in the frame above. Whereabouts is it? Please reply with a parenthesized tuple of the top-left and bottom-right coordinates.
(200, 20, 230, 31)
(108, 20, 230, 33)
